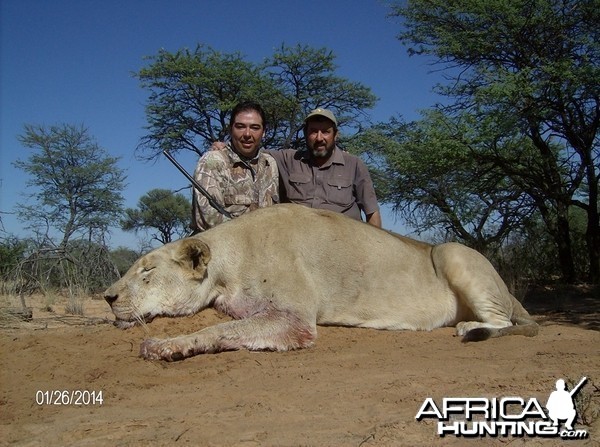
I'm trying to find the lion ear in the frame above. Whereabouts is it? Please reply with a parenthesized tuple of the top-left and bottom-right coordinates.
(176, 238, 211, 279)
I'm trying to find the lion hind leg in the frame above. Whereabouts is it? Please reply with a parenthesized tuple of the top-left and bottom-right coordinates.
(455, 293, 517, 342)
(433, 243, 537, 342)
(456, 292, 539, 342)
(140, 310, 316, 361)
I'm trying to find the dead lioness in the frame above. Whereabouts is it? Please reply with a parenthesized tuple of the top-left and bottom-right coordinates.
(104, 204, 538, 361)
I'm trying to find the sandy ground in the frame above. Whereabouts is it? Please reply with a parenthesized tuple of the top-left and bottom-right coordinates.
(1, 285, 599, 447)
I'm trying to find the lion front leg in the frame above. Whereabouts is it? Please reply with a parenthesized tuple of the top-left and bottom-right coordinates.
(139, 311, 317, 361)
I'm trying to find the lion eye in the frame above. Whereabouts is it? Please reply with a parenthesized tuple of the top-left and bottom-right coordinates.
(140, 266, 155, 274)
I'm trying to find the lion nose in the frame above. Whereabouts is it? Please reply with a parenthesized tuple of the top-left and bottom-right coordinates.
(104, 292, 118, 306)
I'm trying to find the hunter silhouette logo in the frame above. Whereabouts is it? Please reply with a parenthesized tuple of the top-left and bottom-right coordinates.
(546, 377, 587, 431)
(416, 377, 589, 439)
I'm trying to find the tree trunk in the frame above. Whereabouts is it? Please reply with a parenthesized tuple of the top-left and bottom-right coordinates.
(585, 198, 600, 283)
(555, 212, 576, 283)
(537, 201, 576, 283)
(584, 152, 600, 284)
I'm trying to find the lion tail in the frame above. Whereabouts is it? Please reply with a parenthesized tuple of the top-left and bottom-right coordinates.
(462, 296, 539, 342)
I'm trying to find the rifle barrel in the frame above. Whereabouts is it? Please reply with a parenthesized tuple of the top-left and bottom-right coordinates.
(569, 376, 587, 397)
(163, 150, 232, 219)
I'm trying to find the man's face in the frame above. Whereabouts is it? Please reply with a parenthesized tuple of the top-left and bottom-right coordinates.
(305, 118, 337, 161)
(230, 110, 264, 158)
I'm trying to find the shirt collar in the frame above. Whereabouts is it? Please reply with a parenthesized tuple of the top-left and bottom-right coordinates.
(225, 142, 261, 165)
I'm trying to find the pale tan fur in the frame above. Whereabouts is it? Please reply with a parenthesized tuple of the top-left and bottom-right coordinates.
(104, 204, 538, 361)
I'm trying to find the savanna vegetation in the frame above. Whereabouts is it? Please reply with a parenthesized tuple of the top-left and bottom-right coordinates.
(1, 0, 597, 316)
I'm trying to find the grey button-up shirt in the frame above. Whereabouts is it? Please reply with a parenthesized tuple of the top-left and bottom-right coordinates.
(267, 147, 379, 221)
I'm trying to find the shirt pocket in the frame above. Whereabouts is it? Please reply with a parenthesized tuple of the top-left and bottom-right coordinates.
(326, 176, 353, 207)
(223, 193, 254, 218)
(224, 172, 257, 206)
(287, 172, 312, 201)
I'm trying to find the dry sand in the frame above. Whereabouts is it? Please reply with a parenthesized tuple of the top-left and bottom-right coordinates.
(1, 285, 599, 446)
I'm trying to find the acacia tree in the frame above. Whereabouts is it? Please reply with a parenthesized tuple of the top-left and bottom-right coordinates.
(135, 43, 377, 161)
(351, 111, 537, 254)
(262, 44, 378, 148)
(135, 45, 286, 160)
(14, 124, 126, 248)
(121, 189, 191, 244)
(390, 0, 600, 282)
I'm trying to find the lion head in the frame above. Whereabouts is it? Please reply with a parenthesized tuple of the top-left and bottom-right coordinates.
(104, 238, 212, 329)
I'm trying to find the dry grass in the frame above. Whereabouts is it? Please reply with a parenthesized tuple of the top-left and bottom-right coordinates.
(0, 285, 113, 329)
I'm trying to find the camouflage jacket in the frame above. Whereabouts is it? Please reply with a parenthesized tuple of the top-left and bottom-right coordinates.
(191, 143, 279, 232)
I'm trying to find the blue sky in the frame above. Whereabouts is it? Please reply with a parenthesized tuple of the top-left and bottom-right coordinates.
(1, 0, 442, 249)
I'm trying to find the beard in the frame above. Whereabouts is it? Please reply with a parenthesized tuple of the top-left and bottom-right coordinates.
(310, 141, 335, 160)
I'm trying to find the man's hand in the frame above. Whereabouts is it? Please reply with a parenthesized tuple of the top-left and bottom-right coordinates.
(366, 211, 382, 228)
(211, 141, 227, 151)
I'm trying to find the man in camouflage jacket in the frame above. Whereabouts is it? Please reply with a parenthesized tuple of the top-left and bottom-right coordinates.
(191, 101, 279, 232)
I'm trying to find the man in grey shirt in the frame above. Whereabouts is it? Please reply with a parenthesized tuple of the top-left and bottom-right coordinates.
(268, 108, 381, 227)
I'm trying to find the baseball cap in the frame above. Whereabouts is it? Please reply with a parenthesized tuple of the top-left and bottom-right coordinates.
(304, 108, 337, 128)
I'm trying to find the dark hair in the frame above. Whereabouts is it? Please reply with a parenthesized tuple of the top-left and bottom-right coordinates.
(230, 101, 267, 129)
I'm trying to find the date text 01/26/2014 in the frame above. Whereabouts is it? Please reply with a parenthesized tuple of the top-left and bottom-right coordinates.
(35, 390, 103, 406)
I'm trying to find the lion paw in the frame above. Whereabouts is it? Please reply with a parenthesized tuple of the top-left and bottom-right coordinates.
(455, 321, 482, 336)
(140, 338, 186, 362)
